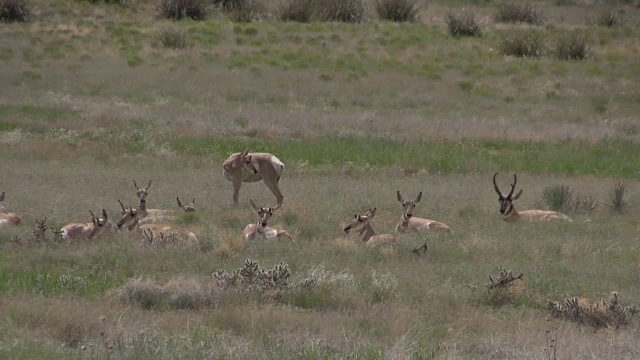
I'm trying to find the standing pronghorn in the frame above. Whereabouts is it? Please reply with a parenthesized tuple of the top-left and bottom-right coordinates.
(396, 191, 452, 234)
(0, 191, 21, 228)
(243, 199, 293, 241)
(115, 200, 199, 249)
(493, 172, 572, 222)
(61, 210, 111, 241)
(223, 150, 285, 205)
(343, 208, 398, 249)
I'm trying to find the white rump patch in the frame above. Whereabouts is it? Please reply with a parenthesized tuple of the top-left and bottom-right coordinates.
(271, 156, 285, 176)
(263, 228, 278, 239)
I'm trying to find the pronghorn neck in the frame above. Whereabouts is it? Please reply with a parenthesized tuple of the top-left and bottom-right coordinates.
(400, 213, 411, 225)
(502, 203, 520, 222)
(128, 217, 140, 232)
(360, 223, 375, 243)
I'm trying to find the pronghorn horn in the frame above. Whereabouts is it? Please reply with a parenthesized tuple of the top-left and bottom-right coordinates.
(118, 199, 126, 212)
(507, 173, 517, 199)
(396, 190, 404, 203)
(191, 198, 195, 205)
(369, 208, 377, 217)
(242, 149, 249, 156)
(177, 197, 183, 208)
(146, 180, 152, 189)
(89, 210, 96, 220)
(0, 192, 5, 202)
(249, 198, 259, 210)
(415, 191, 422, 203)
(493, 172, 504, 198)
(133, 180, 139, 189)
(102, 209, 108, 220)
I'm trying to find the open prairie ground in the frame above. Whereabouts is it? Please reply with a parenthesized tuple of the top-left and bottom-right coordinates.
(1, 0, 640, 358)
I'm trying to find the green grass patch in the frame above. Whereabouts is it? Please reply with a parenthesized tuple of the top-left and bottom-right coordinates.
(0, 122, 18, 132)
(171, 137, 640, 178)
(0, 105, 79, 122)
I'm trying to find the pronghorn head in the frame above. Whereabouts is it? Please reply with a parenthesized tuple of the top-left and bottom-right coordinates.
(116, 200, 139, 229)
(240, 150, 258, 175)
(177, 197, 196, 212)
(250, 198, 280, 227)
(117, 199, 132, 215)
(90, 209, 110, 231)
(133, 180, 152, 200)
(343, 208, 376, 236)
(493, 172, 523, 215)
(397, 191, 422, 219)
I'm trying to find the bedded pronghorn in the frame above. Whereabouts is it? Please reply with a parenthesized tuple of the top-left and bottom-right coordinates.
(0, 191, 22, 228)
(119, 199, 176, 225)
(132, 180, 167, 218)
(61, 210, 111, 241)
(223, 150, 285, 205)
(343, 208, 398, 249)
(115, 200, 199, 249)
(243, 199, 293, 241)
(493, 172, 572, 223)
(396, 191, 452, 233)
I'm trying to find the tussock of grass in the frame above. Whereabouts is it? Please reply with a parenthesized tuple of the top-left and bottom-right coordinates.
(592, 9, 624, 28)
(446, 8, 483, 37)
(539, 184, 573, 212)
(608, 181, 627, 213)
(157, 0, 208, 20)
(276, 0, 314, 22)
(499, 29, 545, 57)
(374, 0, 419, 22)
(0, 0, 30, 22)
(495, 1, 544, 25)
(156, 26, 190, 49)
(220, 0, 265, 22)
(555, 31, 589, 60)
(317, 0, 364, 23)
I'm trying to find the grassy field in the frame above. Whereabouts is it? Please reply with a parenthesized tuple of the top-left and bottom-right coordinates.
(1, 0, 640, 359)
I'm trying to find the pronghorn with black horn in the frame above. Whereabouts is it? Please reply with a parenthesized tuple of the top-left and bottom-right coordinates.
(133, 180, 152, 201)
(243, 199, 293, 241)
(223, 150, 285, 205)
(396, 191, 452, 234)
(493, 172, 572, 222)
(115, 200, 199, 249)
(61, 210, 111, 241)
(177, 197, 196, 212)
(343, 208, 398, 249)
(0, 191, 22, 228)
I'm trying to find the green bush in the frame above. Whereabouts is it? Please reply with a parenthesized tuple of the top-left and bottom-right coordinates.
(157, 0, 208, 20)
(499, 29, 545, 58)
(0, 0, 30, 22)
(495, 1, 544, 25)
(374, 0, 419, 22)
(446, 9, 483, 37)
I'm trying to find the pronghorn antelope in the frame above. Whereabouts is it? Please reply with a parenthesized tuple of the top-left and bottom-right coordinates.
(61, 210, 111, 241)
(177, 197, 196, 212)
(343, 208, 398, 249)
(493, 172, 573, 223)
(223, 150, 285, 205)
(116, 201, 199, 249)
(0, 191, 21, 228)
(243, 199, 293, 241)
(133, 180, 152, 200)
(118, 199, 175, 225)
(132, 180, 167, 218)
(396, 191, 452, 233)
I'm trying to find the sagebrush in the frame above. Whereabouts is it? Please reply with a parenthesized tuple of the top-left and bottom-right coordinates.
(374, 0, 419, 22)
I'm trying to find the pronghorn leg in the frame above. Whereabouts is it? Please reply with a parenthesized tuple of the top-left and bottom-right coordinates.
(412, 240, 428, 255)
(277, 230, 294, 242)
(263, 178, 284, 205)
(232, 180, 242, 204)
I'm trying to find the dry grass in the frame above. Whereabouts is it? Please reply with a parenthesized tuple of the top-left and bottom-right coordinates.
(0, 0, 30, 22)
(445, 8, 484, 37)
(373, 0, 419, 22)
(157, 0, 208, 20)
(495, 1, 545, 25)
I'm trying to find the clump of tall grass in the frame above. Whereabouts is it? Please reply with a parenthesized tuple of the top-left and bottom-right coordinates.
(495, 1, 544, 25)
(555, 31, 589, 60)
(157, 0, 208, 20)
(445, 8, 484, 37)
(608, 181, 627, 213)
(0, 0, 30, 22)
(276, 0, 314, 22)
(217, 0, 265, 22)
(373, 0, 419, 22)
(156, 26, 190, 49)
(540, 184, 573, 212)
(591, 9, 624, 28)
(571, 193, 598, 215)
(317, 0, 365, 23)
(499, 29, 545, 57)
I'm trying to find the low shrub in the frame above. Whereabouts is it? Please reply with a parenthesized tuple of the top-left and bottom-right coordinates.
(499, 29, 545, 57)
(317, 0, 364, 23)
(0, 0, 30, 22)
(156, 26, 190, 49)
(555, 31, 589, 60)
(157, 0, 208, 20)
(592, 9, 624, 28)
(276, 0, 315, 22)
(217, 0, 264, 22)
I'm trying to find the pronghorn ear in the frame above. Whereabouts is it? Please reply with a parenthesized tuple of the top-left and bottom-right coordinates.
(242, 149, 249, 157)
(0, 192, 5, 202)
(192, 198, 195, 205)
(396, 190, 403, 203)
(249, 198, 259, 210)
(369, 208, 377, 217)
(147, 180, 152, 189)
(513, 189, 523, 200)
(177, 197, 183, 208)
(354, 214, 358, 219)
(133, 180, 138, 189)
(415, 191, 422, 203)
(102, 209, 108, 220)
